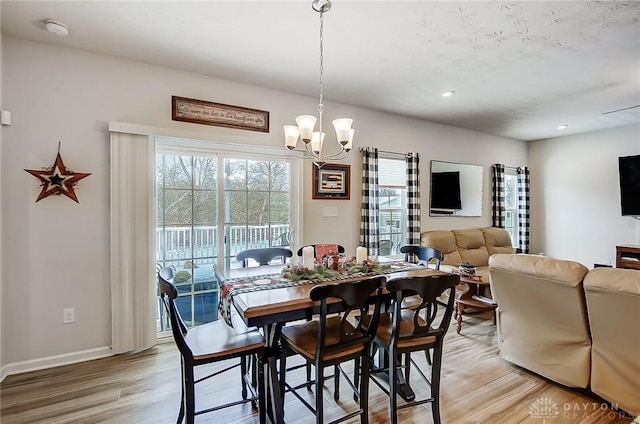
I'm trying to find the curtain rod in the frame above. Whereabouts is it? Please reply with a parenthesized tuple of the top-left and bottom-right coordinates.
(358, 147, 408, 157)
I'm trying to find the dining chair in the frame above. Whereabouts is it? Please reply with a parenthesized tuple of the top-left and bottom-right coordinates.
(400, 245, 444, 268)
(367, 274, 459, 424)
(236, 247, 293, 394)
(158, 267, 267, 424)
(399, 245, 445, 313)
(296, 244, 345, 258)
(379, 239, 393, 256)
(236, 247, 293, 267)
(272, 230, 294, 247)
(279, 276, 385, 424)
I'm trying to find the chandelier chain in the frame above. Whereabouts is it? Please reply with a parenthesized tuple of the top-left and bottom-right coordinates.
(284, 0, 352, 167)
(318, 11, 325, 113)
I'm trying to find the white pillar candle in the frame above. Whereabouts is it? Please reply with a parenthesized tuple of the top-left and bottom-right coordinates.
(302, 246, 315, 269)
(356, 246, 368, 263)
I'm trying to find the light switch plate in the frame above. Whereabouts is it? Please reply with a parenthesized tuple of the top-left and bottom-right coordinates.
(322, 207, 338, 217)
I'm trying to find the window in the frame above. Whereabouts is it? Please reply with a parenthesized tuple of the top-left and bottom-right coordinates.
(377, 157, 407, 255)
(155, 138, 299, 331)
(504, 172, 519, 247)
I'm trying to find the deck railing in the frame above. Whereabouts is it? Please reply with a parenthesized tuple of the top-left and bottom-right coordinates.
(156, 224, 291, 262)
(155, 224, 291, 331)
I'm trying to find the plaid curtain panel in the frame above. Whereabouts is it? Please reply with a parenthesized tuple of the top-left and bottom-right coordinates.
(406, 153, 421, 245)
(360, 148, 380, 256)
(517, 166, 531, 253)
(491, 164, 506, 228)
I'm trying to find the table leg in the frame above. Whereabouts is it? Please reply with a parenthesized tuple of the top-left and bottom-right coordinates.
(456, 302, 463, 334)
(375, 347, 416, 401)
(262, 323, 284, 424)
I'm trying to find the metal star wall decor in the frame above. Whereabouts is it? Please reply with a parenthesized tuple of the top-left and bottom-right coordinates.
(25, 146, 91, 203)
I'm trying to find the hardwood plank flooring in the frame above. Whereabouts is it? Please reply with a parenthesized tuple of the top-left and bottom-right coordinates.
(1, 311, 635, 423)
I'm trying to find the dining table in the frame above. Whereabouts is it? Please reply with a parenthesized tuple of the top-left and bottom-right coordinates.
(214, 261, 448, 424)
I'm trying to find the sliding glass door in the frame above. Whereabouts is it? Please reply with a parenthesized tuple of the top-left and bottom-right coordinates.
(155, 140, 296, 331)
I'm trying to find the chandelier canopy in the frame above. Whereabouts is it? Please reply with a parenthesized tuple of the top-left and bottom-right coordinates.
(283, 0, 353, 168)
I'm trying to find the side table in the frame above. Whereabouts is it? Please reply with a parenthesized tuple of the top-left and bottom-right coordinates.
(455, 275, 497, 334)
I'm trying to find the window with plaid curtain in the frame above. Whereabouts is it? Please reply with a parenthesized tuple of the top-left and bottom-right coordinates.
(517, 167, 530, 253)
(492, 164, 506, 228)
(360, 148, 379, 256)
(493, 163, 530, 253)
(406, 153, 420, 245)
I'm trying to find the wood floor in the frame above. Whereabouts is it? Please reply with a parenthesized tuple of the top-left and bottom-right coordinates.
(1, 311, 635, 424)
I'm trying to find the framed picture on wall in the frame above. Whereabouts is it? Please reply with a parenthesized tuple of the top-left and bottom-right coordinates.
(312, 163, 350, 200)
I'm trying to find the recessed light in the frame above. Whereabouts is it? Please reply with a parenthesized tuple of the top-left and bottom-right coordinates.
(45, 20, 69, 37)
(557, 124, 568, 130)
(442, 91, 455, 98)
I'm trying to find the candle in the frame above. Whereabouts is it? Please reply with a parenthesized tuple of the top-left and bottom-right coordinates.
(302, 246, 315, 269)
(356, 246, 368, 263)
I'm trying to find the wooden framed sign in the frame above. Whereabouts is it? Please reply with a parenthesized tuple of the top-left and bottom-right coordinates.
(312, 163, 351, 200)
(171, 96, 269, 132)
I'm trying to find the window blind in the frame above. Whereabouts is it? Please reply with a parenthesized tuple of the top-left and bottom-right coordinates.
(378, 157, 406, 187)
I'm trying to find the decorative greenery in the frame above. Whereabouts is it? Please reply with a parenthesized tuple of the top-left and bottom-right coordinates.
(281, 258, 391, 282)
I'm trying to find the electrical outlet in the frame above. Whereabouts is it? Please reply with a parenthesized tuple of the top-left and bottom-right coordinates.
(63, 308, 75, 324)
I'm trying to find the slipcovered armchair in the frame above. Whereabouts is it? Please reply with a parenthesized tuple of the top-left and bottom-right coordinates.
(488, 254, 591, 388)
(584, 267, 640, 416)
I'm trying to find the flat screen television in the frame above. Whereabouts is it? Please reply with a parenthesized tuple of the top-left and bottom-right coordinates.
(619, 154, 640, 216)
(430, 171, 462, 210)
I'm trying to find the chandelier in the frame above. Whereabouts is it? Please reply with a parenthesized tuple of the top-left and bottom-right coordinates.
(284, 0, 353, 168)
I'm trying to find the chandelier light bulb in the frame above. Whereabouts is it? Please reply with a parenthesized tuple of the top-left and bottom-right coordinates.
(311, 132, 325, 154)
(332, 118, 353, 145)
(344, 129, 355, 152)
(295, 115, 316, 143)
(284, 125, 300, 150)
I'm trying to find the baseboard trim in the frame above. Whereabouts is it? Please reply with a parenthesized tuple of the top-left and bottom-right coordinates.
(0, 346, 113, 382)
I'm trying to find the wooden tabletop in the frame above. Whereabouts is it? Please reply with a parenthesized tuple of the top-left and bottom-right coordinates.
(216, 265, 447, 327)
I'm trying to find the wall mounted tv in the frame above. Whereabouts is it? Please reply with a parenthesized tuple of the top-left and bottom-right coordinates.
(619, 154, 640, 217)
(430, 171, 462, 211)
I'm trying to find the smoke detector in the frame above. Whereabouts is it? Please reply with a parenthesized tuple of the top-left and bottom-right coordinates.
(45, 20, 69, 37)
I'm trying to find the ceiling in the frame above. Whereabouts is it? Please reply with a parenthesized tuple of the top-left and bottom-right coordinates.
(2, 0, 639, 141)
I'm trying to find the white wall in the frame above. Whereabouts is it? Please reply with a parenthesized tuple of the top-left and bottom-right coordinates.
(0, 36, 526, 373)
(529, 124, 640, 267)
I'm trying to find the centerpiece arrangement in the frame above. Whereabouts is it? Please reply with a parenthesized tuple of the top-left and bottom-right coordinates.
(281, 255, 391, 282)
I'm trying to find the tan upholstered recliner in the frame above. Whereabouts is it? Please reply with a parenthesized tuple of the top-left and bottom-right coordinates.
(488, 254, 591, 388)
(584, 268, 640, 416)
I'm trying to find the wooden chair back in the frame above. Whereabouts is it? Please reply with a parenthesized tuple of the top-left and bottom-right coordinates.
(379, 239, 393, 256)
(309, 276, 385, 360)
(400, 245, 444, 269)
(386, 274, 458, 342)
(158, 267, 192, 357)
(236, 247, 293, 267)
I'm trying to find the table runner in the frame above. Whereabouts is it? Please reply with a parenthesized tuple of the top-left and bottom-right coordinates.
(218, 261, 425, 326)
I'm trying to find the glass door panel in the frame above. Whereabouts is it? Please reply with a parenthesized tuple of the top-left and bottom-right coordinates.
(156, 154, 219, 331)
(223, 158, 291, 269)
